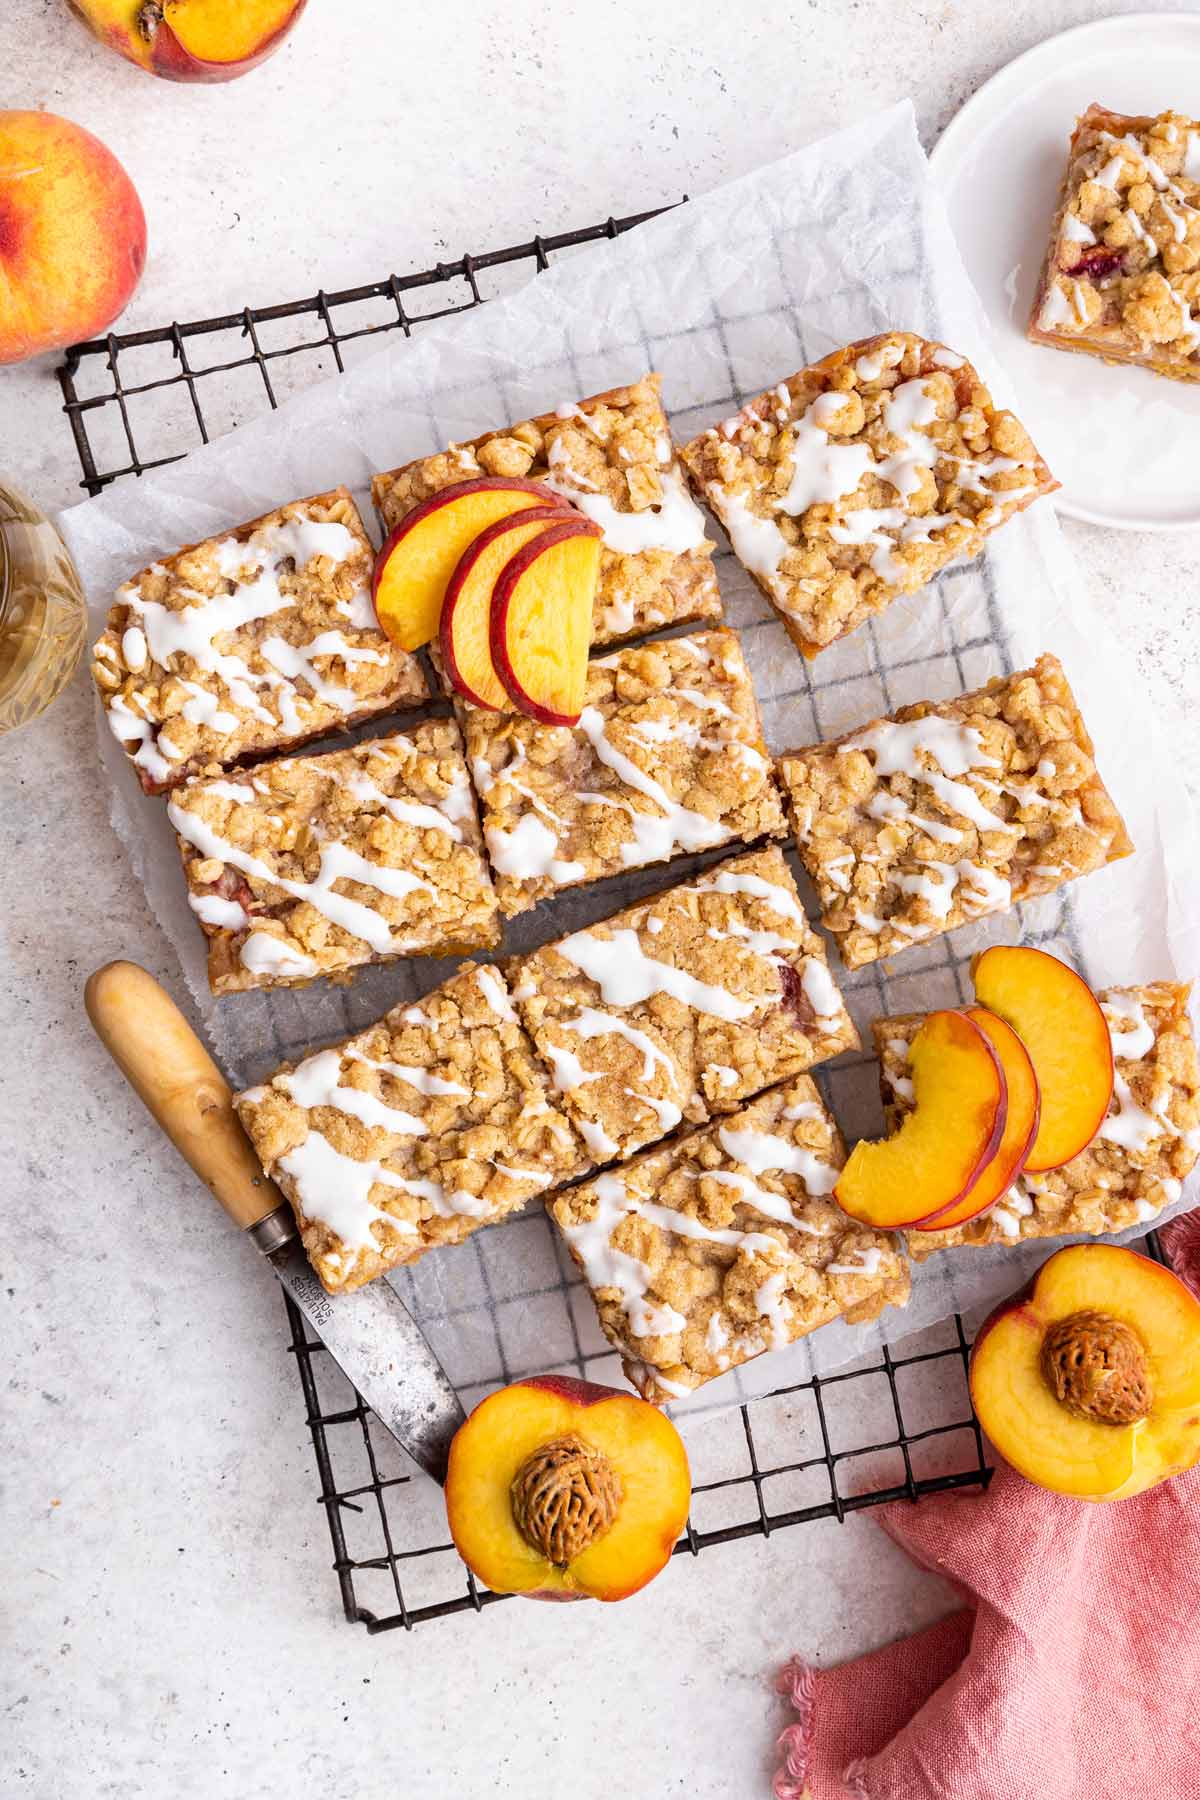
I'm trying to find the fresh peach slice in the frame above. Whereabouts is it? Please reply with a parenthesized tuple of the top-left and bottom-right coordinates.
(971, 1244, 1200, 1501)
(912, 1006, 1041, 1232)
(490, 522, 602, 726)
(372, 478, 570, 652)
(972, 945, 1113, 1172)
(440, 508, 569, 709)
(836, 1010, 1007, 1230)
(445, 1375, 691, 1601)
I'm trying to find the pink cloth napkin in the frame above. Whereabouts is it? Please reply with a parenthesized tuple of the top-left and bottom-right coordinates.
(774, 1219, 1200, 1800)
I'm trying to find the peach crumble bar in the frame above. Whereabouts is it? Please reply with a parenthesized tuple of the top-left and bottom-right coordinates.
(1029, 106, 1200, 382)
(679, 333, 1056, 657)
(549, 1075, 909, 1402)
(464, 627, 785, 917)
(91, 490, 427, 794)
(371, 375, 722, 650)
(235, 963, 587, 1293)
(509, 846, 858, 1163)
(167, 722, 500, 994)
(777, 653, 1132, 971)
(874, 983, 1200, 1259)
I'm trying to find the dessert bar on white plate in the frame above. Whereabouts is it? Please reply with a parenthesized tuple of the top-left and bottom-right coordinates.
(371, 374, 722, 649)
(680, 332, 1056, 657)
(548, 1074, 910, 1403)
(462, 627, 786, 917)
(90, 489, 427, 793)
(509, 845, 858, 1163)
(777, 653, 1132, 970)
(168, 722, 500, 993)
(1029, 105, 1200, 384)
(875, 981, 1200, 1258)
(236, 962, 588, 1293)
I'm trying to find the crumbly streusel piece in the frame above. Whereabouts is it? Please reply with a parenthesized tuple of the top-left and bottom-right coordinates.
(1029, 106, 1200, 382)
(679, 333, 1057, 657)
(371, 375, 722, 649)
(509, 846, 858, 1162)
(90, 490, 427, 794)
(777, 653, 1132, 971)
(168, 722, 500, 994)
(875, 982, 1200, 1260)
(465, 627, 785, 917)
(235, 963, 588, 1293)
(549, 1075, 909, 1401)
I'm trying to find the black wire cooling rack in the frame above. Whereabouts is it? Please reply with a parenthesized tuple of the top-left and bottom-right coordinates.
(61, 206, 1161, 1634)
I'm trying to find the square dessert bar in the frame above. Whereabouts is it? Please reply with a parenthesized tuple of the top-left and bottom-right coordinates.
(1029, 106, 1200, 383)
(874, 982, 1200, 1260)
(778, 653, 1132, 971)
(235, 963, 588, 1294)
(679, 332, 1056, 657)
(91, 489, 428, 794)
(371, 374, 722, 649)
(509, 845, 859, 1163)
(168, 721, 500, 994)
(548, 1075, 910, 1402)
(465, 627, 785, 917)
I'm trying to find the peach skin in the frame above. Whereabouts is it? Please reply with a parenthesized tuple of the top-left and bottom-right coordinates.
(445, 1375, 691, 1601)
(490, 522, 602, 725)
(0, 112, 146, 365)
(67, 0, 308, 82)
(971, 1243, 1200, 1502)
(910, 1006, 1041, 1233)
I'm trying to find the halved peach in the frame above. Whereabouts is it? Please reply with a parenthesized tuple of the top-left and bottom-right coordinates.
(835, 1010, 1007, 1230)
(445, 1375, 691, 1601)
(912, 1006, 1041, 1232)
(440, 507, 580, 709)
(372, 477, 570, 652)
(971, 1244, 1200, 1501)
(972, 945, 1113, 1172)
(490, 522, 602, 726)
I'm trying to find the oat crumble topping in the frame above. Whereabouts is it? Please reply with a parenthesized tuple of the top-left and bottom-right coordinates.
(778, 653, 1132, 970)
(91, 490, 427, 794)
(1029, 106, 1200, 381)
(169, 722, 500, 994)
(508, 846, 858, 1162)
(679, 333, 1056, 656)
(464, 627, 785, 917)
(548, 1075, 909, 1401)
(235, 963, 587, 1293)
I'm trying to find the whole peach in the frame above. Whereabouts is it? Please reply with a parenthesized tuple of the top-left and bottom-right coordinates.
(0, 112, 146, 365)
(67, 1, 308, 83)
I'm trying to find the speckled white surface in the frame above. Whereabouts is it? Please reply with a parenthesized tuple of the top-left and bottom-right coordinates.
(3, 4, 1199, 1796)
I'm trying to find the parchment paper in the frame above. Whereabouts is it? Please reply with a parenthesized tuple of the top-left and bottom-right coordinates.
(61, 102, 1200, 1422)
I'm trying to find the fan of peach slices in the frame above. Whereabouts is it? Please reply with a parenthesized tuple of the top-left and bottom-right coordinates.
(836, 946, 1116, 1233)
(371, 477, 602, 725)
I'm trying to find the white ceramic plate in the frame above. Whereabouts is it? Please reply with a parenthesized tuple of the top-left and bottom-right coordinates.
(930, 11, 1200, 530)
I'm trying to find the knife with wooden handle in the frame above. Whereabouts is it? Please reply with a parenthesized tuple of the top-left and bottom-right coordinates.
(85, 960, 465, 1484)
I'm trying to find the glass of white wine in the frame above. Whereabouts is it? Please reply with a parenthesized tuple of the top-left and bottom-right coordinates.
(0, 481, 88, 734)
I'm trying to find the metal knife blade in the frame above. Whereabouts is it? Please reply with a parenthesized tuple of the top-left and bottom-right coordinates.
(84, 961, 465, 1485)
(264, 1231, 464, 1483)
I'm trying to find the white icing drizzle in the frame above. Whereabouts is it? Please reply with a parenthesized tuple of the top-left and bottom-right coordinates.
(773, 399, 875, 517)
(167, 795, 433, 957)
(1102, 992, 1156, 1062)
(345, 767, 466, 843)
(238, 933, 318, 980)
(715, 1125, 839, 1195)
(578, 1118, 621, 1160)
(544, 463, 706, 554)
(557, 926, 754, 1020)
(575, 704, 731, 866)
(485, 813, 587, 887)
(755, 1271, 792, 1349)
(282, 1048, 427, 1136)
(474, 965, 516, 1023)
(711, 486, 791, 583)
(190, 891, 250, 929)
(277, 1132, 415, 1252)
(839, 717, 1007, 833)
(800, 957, 844, 1029)
(827, 1246, 884, 1277)
(562, 1172, 688, 1338)
(342, 1047, 468, 1099)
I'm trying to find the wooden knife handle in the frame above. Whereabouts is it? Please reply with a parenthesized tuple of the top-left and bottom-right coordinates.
(85, 960, 284, 1234)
